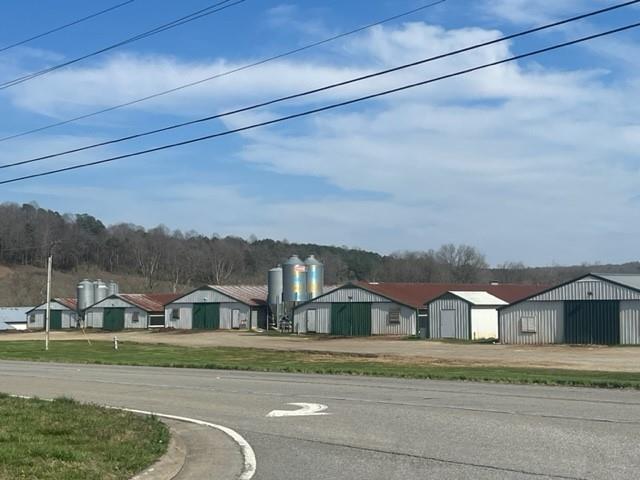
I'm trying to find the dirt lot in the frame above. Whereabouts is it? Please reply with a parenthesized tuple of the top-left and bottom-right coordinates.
(2, 330, 639, 372)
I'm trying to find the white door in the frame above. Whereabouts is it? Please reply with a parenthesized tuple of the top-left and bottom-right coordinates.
(306, 309, 317, 333)
(232, 309, 240, 329)
(440, 310, 457, 338)
(471, 308, 498, 340)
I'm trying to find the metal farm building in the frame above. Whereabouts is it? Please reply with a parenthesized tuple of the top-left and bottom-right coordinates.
(85, 293, 179, 331)
(499, 273, 640, 345)
(164, 285, 268, 330)
(293, 283, 421, 336)
(428, 291, 506, 340)
(25, 298, 78, 330)
(293, 282, 546, 338)
(0, 307, 32, 330)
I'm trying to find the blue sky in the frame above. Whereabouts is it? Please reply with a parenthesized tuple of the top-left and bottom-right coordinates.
(0, 0, 639, 266)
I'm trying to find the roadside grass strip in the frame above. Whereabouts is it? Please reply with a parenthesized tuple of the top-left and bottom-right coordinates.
(0, 340, 639, 389)
(0, 395, 168, 480)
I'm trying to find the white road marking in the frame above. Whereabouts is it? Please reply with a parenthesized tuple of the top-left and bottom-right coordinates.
(8, 395, 257, 480)
(267, 402, 330, 417)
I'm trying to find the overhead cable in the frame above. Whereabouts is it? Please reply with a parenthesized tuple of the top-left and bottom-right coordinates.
(0, 0, 245, 90)
(1, 20, 638, 185)
(0, 0, 136, 54)
(0, 0, 447, 143)
(1, 0, 636, 170)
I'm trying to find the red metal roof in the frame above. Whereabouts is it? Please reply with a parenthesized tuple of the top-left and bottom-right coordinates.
(353, 282, 548, 308)
(119, 293, 182, 313)
(56, 297, 78, 310)
(208, 285, 268, 307)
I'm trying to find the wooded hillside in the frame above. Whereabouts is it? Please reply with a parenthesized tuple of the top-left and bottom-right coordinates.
(0, 202, 638, 306)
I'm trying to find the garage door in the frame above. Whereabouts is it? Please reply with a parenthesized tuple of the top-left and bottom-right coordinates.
(330, 303, 371, 336)
(564, 300, 619, 345)
(49, 310, 62, 330)
(440, 310, 457, 338)
(192, 303, 220, 330)
(103, 308, 125, 331)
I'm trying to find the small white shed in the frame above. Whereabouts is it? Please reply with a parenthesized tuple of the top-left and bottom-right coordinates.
(428, 291, 507, 340)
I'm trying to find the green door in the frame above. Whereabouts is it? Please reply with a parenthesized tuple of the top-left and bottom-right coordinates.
(330, 303, 371, 336)
(192, 303, 220, 330)
(103, 308, 125, 331)
(49, 310, 62, 330)
(564, 300, 620, 345)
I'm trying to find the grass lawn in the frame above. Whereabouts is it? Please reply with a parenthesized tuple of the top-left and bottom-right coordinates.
(0, 395, 168, 480)
(0, 340, 639, 389)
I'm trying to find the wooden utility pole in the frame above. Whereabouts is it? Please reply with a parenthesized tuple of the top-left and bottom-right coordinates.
(45, 254, 52, 351)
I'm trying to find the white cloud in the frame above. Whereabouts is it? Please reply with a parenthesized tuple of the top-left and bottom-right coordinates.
(1, 19, 639, 265)
(481, 0, 610, 25)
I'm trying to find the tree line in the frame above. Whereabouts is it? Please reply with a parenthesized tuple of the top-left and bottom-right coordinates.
(0, 202, 637, 293)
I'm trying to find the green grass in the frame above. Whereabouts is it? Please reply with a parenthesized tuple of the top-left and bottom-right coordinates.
(0, 340, 639, 389)
(0, 395, 169, 480)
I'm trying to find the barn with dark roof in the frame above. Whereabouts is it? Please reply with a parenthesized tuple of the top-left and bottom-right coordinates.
(292, 281, 546, 337)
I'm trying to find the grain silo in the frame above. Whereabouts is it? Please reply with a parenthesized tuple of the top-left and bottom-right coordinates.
(268, 267, 283, 307)
(94, 280, 109, 303)
(108, 280, 119, 296)
(282, 255, 307, 302)
(305, 255, 324, 299)
(77, 279, 95, 311)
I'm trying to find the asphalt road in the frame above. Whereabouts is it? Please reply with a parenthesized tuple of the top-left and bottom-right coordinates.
(1, 361, 639, 480)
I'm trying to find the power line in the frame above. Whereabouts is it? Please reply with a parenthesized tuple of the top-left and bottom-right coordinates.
(1, 0, 636, 170)
(0, 0, 245, 90)
(0, 0, 448, 144)
(0, 1, 136, 54)
(1, 20, 638, 186)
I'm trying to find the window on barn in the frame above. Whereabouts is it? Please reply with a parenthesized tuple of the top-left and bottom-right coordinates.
(171, 308, 180, 321)
(520, 316, 537, 333)
(389, 308, 401, 324)
(29, 314, 36, 323)
(132, 312, 139, 323)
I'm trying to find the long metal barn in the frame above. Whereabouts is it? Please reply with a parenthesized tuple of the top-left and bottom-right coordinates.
(164, 285, 268, 330)
(499, 273, 640, 345)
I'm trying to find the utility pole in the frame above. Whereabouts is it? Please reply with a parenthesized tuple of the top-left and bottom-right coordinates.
(45, 253, 52, 351)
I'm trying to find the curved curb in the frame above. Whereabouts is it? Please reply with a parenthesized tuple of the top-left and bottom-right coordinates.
(131, 426, 186, 480)
(8, 395, 256, 480)
(120, 408, 257, 480)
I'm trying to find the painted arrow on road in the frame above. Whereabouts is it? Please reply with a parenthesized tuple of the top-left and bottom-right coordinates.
(266, 403, 330, 418)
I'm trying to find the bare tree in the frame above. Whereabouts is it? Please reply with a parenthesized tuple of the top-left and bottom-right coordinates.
(436, 244, 488, 283)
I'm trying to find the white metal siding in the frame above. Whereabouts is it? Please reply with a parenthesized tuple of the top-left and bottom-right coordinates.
(31, 301, 74, 311)
(531, 278, 640, 301)
(500, 301, 564, 344)
(163, 302, 251, 330)
(470, 307, 498, 340)
(429, 298, 469, 339)
(27, 310, 77, 329)
(61, 311, 77, 329)
(125, 308, 148, 329)
(28, 301, 77, 330)
(220, 303, 250, 330)
(306, 287, 390, 304)
(294, 304, 331, 333)
(85, 310, 103, 328)
(165, 305, 192, 329)
(172, 289, 237, 304)
(371, 303, 416, 335)
(28, 312, 45, 329)
(620, 300, 640, 345)
(90, 297, 133, 309)
(84, 307, 146, 329)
